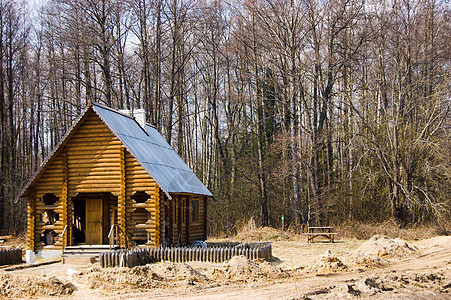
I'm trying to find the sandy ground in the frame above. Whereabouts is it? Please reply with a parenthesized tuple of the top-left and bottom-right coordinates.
(1, 235, 450, 299)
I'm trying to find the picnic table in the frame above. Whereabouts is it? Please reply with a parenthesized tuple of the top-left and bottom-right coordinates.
(303, 226, 338, 243)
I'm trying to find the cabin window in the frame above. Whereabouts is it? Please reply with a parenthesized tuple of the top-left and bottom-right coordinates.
(131, 191, 150, 203)
(41, 193, 59, 245)
(43, 194, 58, 206)
(41, 194, 59, 224)
(182, 198, 186, 223)
(192, 199, 199, 223)
(131, 208, 151, 245)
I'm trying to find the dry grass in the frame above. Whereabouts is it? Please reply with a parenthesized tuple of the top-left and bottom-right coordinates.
(0, 232, 26, 248)
(334, 220, 450, 241)
(213, 218, 450, 242)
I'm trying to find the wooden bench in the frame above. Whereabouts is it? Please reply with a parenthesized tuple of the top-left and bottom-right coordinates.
(303, 227, 338, 243)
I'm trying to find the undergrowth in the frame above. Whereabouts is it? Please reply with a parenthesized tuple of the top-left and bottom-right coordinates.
(209, 218, 450, 242)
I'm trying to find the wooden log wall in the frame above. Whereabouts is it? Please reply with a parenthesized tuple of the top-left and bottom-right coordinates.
(99, 243, 272, 268)
(124, 150, 159, 247)
(32, 158, 63, 250)
(66, 111, 122, 197)
(165, 195, 208, 246)
(188, 195, 206, 242)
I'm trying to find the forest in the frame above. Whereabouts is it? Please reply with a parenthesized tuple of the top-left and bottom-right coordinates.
(0, 0, 449, 235)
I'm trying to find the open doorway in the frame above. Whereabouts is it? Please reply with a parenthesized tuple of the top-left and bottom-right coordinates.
(71, 193, 117, 245)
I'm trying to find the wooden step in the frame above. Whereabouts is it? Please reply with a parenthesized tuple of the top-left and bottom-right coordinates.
(62, 245, 120, 264)
(63, 256, 96, 265)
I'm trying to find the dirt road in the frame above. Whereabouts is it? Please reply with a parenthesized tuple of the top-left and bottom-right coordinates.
(1, 235, 450, 299)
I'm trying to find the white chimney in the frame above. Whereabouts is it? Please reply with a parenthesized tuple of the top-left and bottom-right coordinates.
(133, 109, 146, 128)
(119, 108, 146, 128)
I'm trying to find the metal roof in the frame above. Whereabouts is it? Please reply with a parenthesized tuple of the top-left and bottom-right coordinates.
(92, 103, 212, 198)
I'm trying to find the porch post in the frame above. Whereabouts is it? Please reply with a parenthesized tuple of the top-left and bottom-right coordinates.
(154, 187, 160, 247)
(61, 151, 68, 249)
(119, 146, 126, 246)
(27, 189, 35, 251)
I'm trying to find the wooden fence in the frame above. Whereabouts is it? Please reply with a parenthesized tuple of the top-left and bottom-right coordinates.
(0, 248, 22, 266)
(100, 242, 272, 268)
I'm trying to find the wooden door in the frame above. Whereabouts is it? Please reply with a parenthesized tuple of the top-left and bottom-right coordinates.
(85, 199, 103, 244)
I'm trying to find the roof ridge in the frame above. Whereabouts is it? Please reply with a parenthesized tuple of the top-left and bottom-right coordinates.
(91, 101, 136, 121)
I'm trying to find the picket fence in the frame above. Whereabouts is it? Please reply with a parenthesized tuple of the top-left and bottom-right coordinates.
(100, 242, 272, 268)
(0, 248, 22, 266)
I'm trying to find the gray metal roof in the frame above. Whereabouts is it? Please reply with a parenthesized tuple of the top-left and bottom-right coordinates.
(92, 103, 212, 198)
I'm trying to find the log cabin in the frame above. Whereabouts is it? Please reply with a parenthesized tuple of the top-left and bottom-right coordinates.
(19, 102, 213, 255)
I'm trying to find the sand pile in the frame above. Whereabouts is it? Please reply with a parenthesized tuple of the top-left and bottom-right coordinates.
(344, 254, 388, 269)
(346, 271, 448, 297)
(0, 273, 73, 298)
(212, 255, 287, 281)
(302, 270, 449, 298)
(343, 235, 416, 269)
(75, 262, 209, 292)
(303, 249, 348, 274)
(148, 261, 209, 282)
(350, 235, 417, 258)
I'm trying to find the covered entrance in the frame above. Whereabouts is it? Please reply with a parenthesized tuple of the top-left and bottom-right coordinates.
(71, 193, 117, 245)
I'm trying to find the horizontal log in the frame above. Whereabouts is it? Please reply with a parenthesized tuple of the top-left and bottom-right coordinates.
(75, 127, 112, 133)
(134, 224, 153, 229)
(65, 144, 122, 151)
(125, 183, 155, 188)
(71, 135, 116, 142)
(67, 155, 120, 161)
(37, 176, 63, 187)
(68, 135, 121, 141)
(126, 165, 147, 170)
(69, 171, 121, 177)
(133, 203, 152, 209)
(69, 160, 120, 166)
(68, 167, 121, 173)
(65, 148, 121, 155)
(64, 146, 121, 152)
(69, 175, 120, 181)
(38, 172, 63, 179)
(42, 168, 63, 174)
(71, 188, 121, 194)
(74, 127, 105, 133)
(125, 176, 153, 181)
(35, 191, 61, 198)
(78, 119, 106, 125)
(126, 180, 154, 185)
(126, 171, 149, 177)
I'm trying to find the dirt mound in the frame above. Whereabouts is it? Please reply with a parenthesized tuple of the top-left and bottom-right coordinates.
(148, 261, 209, 282)
(301, 270, 449, 298)
(75, 262, 209, 292)
(344, 254, 388, 269)
(0, 273, 73, 298)
(350, 235, 417, 258)
(345, 271, 447, 297)
(303, 249, 348, 274)
(212, 255, 287, 282)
